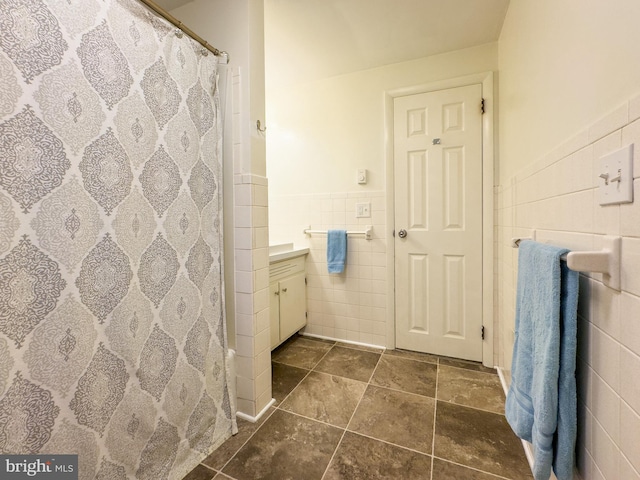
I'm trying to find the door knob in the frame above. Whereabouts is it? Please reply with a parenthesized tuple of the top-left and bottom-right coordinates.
(281, 288, 287, 293)
(398, 229, 407, 238)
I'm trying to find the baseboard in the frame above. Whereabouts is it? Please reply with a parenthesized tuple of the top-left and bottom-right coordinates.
(497, 367, 581, 480)
(236, 398, 276, 424)
(300, 332, 385, 351)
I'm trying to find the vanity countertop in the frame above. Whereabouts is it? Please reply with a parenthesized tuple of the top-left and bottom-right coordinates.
(269, 243, 310, 263)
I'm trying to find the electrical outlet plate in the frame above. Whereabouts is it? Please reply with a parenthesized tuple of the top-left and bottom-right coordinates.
(355, 202, 370, 218)
(599, 144, 634, 206)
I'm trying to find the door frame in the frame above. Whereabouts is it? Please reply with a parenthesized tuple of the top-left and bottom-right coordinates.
(383, 72, 495, 367)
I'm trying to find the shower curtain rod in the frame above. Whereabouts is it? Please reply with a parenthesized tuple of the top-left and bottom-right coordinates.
(138, 0, 229, 62)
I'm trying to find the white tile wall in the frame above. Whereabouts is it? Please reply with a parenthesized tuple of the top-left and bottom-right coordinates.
(496, 93, 640, 480)
(234, 173, 272, 418)
(269, 191, 387, 347)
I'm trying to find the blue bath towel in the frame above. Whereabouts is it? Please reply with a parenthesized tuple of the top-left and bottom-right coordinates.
(327, 230, 347, 274)
(506, 241, 579, 480)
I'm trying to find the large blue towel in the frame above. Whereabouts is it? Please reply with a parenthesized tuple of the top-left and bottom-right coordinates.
(327, 230, 347, 274)
(506, 241, 579, 480)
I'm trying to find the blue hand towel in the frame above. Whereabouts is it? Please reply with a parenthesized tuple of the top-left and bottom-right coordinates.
(505, 241, 579, 480)
(327, 230, 347, 274)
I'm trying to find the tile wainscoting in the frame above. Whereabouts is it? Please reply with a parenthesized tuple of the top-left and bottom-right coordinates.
(269, 191, 388, 346)
(496, 93, 640, 480)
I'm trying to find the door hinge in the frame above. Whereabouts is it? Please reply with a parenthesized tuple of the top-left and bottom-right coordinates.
(305, 311, 308, 318)
(481, 325, 485, 340)
(305, 277, 307, 285)
(481, 98, 485, 114)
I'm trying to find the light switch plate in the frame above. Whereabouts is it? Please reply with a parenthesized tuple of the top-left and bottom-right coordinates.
(356, 202, 370, 218)
(599, 144, 634, 205)
(357, 169, 367, 184)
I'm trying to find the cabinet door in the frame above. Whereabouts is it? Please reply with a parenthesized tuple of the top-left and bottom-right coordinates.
(269, 281, 280, 349)
(279, 272, 307, 341)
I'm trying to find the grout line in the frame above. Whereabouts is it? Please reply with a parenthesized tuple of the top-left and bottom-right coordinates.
(342, 429, 433, 458)
(320, 425, 347, 479)
(212, 445, 249, 476)
(364, 382, 436, 401)
(363, 349, 384, 384)
(274, 367, 314, 408)
(438, 362, 499, 376)
(219, 336, 521, 480)
(435, 400, 506, 417)
(276, 407, 349, 431)
(430, 455, 516, 480)
(320, 350, 380, 480)
(213, 407, 278, 475)
(430, 362, 439, 480)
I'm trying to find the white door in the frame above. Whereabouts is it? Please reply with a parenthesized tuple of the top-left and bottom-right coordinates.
(394, 84, 483, 361)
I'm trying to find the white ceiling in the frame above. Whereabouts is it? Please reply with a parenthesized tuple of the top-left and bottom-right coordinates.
(155, 0, 510, 87)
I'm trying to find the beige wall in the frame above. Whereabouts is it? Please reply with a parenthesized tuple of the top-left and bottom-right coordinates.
(498, 2, 640, 479)
(266, 44, 498, 348)
(266, 43, 498, 196)
(498, 0, 640, 184)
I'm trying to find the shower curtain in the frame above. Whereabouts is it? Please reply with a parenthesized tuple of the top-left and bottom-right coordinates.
(0, 0, 236, 478)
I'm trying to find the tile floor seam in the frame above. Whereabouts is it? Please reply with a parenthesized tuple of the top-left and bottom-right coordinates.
(275, 367, 315, 407)
(297, 368, 369, 387)
(191, 336, 531, 480)
(333, 342, 386, 354)
(431, 455, 515, 480)
(436, 398, 508, 417)
(213, 410, 276, 477)
(313, 343, 339, 369)
(342, 429, 436, 458)
(366, 382, 437, 401)
(430, 362, 440, 480)
(439, 363, 499, 376)
(319, 429, 346, 480)
(364, 348, 385, 384)
(274, 405, 349, 432)
(320, 352, 430, 480)
(383, 351, 439, 365)
(344, 368, 376, 434)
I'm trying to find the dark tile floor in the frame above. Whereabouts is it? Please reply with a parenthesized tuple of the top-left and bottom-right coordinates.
(183, 335, 532, 480)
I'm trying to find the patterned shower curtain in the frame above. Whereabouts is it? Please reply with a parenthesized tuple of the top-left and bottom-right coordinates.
(0, 0, 235, 478)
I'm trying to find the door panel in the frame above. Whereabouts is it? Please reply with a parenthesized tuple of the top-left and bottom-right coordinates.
(278, 272, 306, 341)
(394, 84, 483, 361)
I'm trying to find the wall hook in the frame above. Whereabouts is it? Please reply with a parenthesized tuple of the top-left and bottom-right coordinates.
(256, 120, 266, 133)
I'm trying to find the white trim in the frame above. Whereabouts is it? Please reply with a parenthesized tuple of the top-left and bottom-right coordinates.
(383, 71, 495, 366)
(496, 366, 510, 396)
(498, 367, 565, 480)
(300, 332, 385, 351)
(236, 398, 276, 423)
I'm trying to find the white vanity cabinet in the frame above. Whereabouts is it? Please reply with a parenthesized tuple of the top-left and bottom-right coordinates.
(269, 254, 307, 350)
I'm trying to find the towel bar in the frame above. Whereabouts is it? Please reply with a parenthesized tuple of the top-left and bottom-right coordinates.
(303, 225, 373, 240)
(511, 234, 621, 291)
